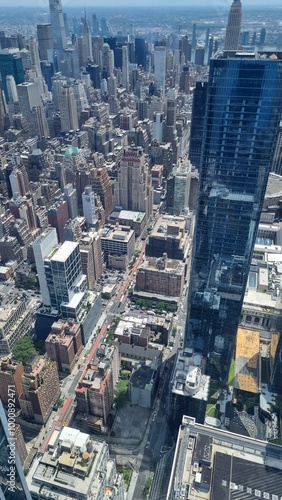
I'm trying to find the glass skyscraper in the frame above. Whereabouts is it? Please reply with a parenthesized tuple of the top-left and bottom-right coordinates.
(187, 52, 282, 362)
(0, 401, 31, 500)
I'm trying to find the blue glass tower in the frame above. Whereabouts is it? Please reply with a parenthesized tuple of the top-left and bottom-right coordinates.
(187, 52, 282, 361)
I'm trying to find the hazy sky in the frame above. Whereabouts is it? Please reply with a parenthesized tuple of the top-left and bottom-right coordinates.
(2, 0, 282, 7)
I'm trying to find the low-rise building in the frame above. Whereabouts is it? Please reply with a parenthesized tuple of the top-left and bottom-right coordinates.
(114, 318, 150, 347)
(26, 426, 124, 500)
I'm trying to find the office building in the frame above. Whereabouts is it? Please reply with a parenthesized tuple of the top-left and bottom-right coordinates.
(33, 228, 58, 307)
(166, 157, 192, 215)
(64, 183, 78, 220)
(88, 173, 112, 219)
(0, 400, 32, 500)
(29, 36, 41, 75)
(79, 231, 103, 289)
(49, 0, 67, 52)
(75, 343, 120, 430)
(37, 23, 53, 60)
(0, 49, 25, 100)
(19, 355, 60, 424)
(45, 319, 83, 373)
(82, 186, 97, 227)
(224, 0, 242, 51)
(189, 81, 208, 169)
(122, 45, 129, 90)
(114, 146, 153, 222)
(154, 45, 166, 95)
(26, 426, 124, 499)
(146, 214, 190, 260)
(82, 16, 93, 62)
(6, 74, 18, 103)
(187, 52, 282, 361)
(101, 225, 135, 269)
(59, 84, 79, 132)
(166, 415, 282, 500)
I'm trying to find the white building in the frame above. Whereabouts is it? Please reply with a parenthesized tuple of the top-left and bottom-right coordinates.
(33, 228, 58, 306)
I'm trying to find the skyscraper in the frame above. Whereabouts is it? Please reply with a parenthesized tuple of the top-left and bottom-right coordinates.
(154, 45, 166, 95)
(224, 0, 242, 51)
(0, 400, 32, 499)
(37, 24, 53, 60)
(0, 49, 24, 100)
(187, 52, 282, 362)
(49, 0, 67, 52)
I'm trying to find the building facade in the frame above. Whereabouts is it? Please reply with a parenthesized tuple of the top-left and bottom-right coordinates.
(187, 52, 282, 361)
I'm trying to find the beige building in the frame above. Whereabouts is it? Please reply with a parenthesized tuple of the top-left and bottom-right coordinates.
(79, 230, 103, 289)
(19, 356, 60, 424)
(136, 253, 185, 297)
(45, 320, 83, 373)
(114, 146, 153, 222)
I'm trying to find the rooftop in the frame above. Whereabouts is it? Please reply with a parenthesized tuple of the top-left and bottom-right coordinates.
(167, 415, 282, 500)
(50, 241, 78, 262)
(235, 328, 260, 394)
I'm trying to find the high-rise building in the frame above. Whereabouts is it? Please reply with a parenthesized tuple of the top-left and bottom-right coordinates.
(49, 0, 67, 52)
(188, 81, 208, 169)
(19, 355, 60, 424)
(224, 0, 242, 51)
(75, 343, 120, 429)
(114, 147, 153, 222)
(82, 15, 93, 62)
(0, 400, 32, 499)
(0, 357, 24, 407)
(154, 45, 166, 95)
(82, 186, 97, 227)
(63, 183, 78, 219)
(79, 230, 103, 289)
(45, 319, 83, 373)
(33, 228, 59, 306)
(122, 45, 129, 90)
(59, 84, 79, 132)
(0, 49, 25, 100)
(6, 74, 18, 103)
(29, 36, 41, 75)
(187, 52, 282, 362)
(47, 199, 69, 242)
(37, 23, 53, 60)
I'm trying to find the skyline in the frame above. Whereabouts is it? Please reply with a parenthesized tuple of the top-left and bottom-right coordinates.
(2, 0, 282, 7)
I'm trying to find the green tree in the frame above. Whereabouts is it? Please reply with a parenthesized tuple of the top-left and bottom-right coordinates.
(12, 335, 38, 365)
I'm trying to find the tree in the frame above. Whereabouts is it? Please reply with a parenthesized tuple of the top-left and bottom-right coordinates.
(12, 335, 38, 365)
